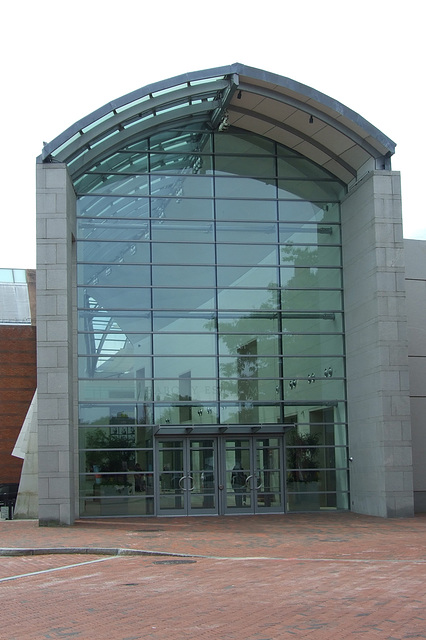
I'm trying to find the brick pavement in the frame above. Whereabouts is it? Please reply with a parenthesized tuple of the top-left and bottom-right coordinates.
(0, 513, 425, 639)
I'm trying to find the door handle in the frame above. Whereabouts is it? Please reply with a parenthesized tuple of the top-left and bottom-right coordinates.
(178, 475, 195, 490)
(245, 474, 262, 490)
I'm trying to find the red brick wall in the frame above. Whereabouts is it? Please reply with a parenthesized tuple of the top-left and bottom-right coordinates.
(0, 325, 37, 484)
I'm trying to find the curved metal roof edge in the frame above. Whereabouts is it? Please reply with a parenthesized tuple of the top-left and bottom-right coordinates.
(232, 63, 396, 154)
(37, 62, 396, 163)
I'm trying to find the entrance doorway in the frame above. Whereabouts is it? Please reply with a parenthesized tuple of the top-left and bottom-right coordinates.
(155, 435, 285, 516)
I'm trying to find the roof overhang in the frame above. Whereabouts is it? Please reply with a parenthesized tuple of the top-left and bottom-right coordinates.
(38, 63, 396, 184)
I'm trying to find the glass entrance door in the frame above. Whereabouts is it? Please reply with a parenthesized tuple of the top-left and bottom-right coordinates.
(156, 438, 218, 515)
(223, 436, 284, 514)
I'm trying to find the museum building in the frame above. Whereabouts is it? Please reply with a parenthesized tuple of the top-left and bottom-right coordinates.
(35, 63, 416, 524)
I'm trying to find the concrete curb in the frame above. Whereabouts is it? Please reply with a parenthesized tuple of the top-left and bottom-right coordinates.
(0, 547, 195, 558)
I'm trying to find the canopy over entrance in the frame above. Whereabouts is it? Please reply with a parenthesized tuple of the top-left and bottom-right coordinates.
(39, 63, 395, 185)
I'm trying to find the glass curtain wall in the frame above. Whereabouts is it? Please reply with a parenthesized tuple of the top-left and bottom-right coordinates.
(76, 126, 348, 516)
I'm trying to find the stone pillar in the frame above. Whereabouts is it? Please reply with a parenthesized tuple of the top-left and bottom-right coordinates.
(36, 163, 76, 525)
(342, 171, 413, 517)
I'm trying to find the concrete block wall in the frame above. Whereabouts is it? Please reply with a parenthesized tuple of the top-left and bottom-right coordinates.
(404, 238, 426, 513)
(342, 171, 414, 517)
(36, 163, 76, 525)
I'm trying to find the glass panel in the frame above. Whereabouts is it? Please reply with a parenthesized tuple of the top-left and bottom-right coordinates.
(280, 267, 342, 289)
(280, 244, 341, 267)
(281, 313, 343, 333)
(79, 378, 153, 402)
(79, 404, 152, 426)
(219, 334, 280, 357)
(79, 472, 135, 497)
(77, 264, 151, 287)
(286, 490, 349, 512)
(78, 286, 152, 311)
(78, 309, 151, 332)
(154, 312, 215, 333)
(77, 195, 151, 219)
(190, 441, 216, 510)
(151, 221, 214, 243)
(278, 179, 344, 200)
(80, 495, 154, 517)
(279, 222, 340, 245)
(76, 173, 149, 196)
(217, 313, 279, 335)
(214, 132, 274, 155)
(158, 440, 185, 511)
(149, 152, 213, 174)
(149, 128, 212, 154)
(279, 201, 340, 223)
(152, 265, 215, 288)
(283, 402, 346, 425)
(285, 378, 345, 402)
(152, 242, 215, 264)
(217, 244, 278, 267)
(218, 288, 279, 312)
(282, 334, 344, 357)
(278, 157, 339, 180)
(219, 378, 280, 403)
(225, 439, 250, 510)
(219, 355, 280, 379)
(216, 221, 278, 244)
(79, 425, 153, 449)
(153, 333, 216, 355)
(78, 334, 151, 359)
(77, 218, 149, 242)
(217, 266, 278, 289)
(77, 240, 151, 263)
(281, 289, 343, 311)
(154, 356, 216, 378)
(80, 448, 154, 475)
(154, 380, 217, 403)
(287, 447, 348, 476)
(154, 403, 218, 425)
(215, 176, 276, 199)
(152, 288, 215, 311)
(0, 268, 14, 282)
(283, 356, 344, 381)
(216, 199, 277, 221)
(150, 174, 213, 198)
(215, 154, 275, 178)
(150, 197, 214, 220)
(220, 402, 280, 425)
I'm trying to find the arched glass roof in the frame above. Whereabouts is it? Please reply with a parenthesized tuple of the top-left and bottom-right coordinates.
(38, 63, 396, 184)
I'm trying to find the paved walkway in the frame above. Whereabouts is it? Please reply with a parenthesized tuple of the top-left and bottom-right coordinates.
(0, 513, 425, 639)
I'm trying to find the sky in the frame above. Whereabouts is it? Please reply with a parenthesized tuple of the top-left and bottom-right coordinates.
(0, 0, 423, 269)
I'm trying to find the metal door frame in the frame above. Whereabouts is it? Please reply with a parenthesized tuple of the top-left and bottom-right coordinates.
(219, 435, 286, 515)
(155, 436, 219, 516)
(155, 433, 286, 516)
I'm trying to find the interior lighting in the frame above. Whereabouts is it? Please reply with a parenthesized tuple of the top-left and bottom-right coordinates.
(309, 115, 314, 124)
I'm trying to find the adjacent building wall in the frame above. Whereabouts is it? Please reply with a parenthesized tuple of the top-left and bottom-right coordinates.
(36, 163, 76, 525)
(0, 324, 36, 486)
(404, 238, 426, 513)
(342, 171, 414, 517)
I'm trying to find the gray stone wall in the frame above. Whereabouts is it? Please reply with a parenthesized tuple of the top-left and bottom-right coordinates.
(36, 163, 76, 525)
(342, 171, 413, 517)
(404, 238, 426, 513)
